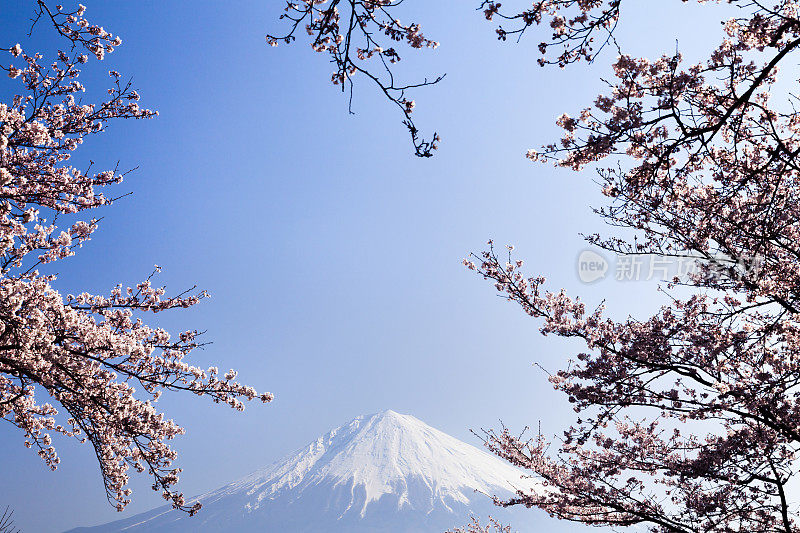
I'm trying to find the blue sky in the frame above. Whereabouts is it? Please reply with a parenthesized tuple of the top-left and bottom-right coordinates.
(0, 1, 731, 531)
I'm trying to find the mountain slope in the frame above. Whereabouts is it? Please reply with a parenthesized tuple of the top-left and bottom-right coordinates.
(65, 410, 539, 533)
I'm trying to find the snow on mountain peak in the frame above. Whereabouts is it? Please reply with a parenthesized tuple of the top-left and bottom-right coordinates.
(207, 409, 532, 518)
(66, 410, 538, 533)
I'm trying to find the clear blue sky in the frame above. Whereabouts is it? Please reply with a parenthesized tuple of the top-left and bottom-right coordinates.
(0, 1, 730, 531)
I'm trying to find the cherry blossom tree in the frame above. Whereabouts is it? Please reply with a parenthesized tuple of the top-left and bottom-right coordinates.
(1, 2, 271, 515)
(275, 0, 800, 531)
(464, 1, 800, 532)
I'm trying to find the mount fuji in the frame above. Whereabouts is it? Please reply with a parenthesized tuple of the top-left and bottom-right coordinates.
(65, 410, 543, 532)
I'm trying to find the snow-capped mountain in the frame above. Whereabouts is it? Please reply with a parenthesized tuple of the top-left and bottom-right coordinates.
(65, 410, 540, 532)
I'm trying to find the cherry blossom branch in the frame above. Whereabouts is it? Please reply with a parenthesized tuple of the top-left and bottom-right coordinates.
(480, 0, 621, 65)
(267, 0, 442, 157)
(466, 237, 800, 531)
